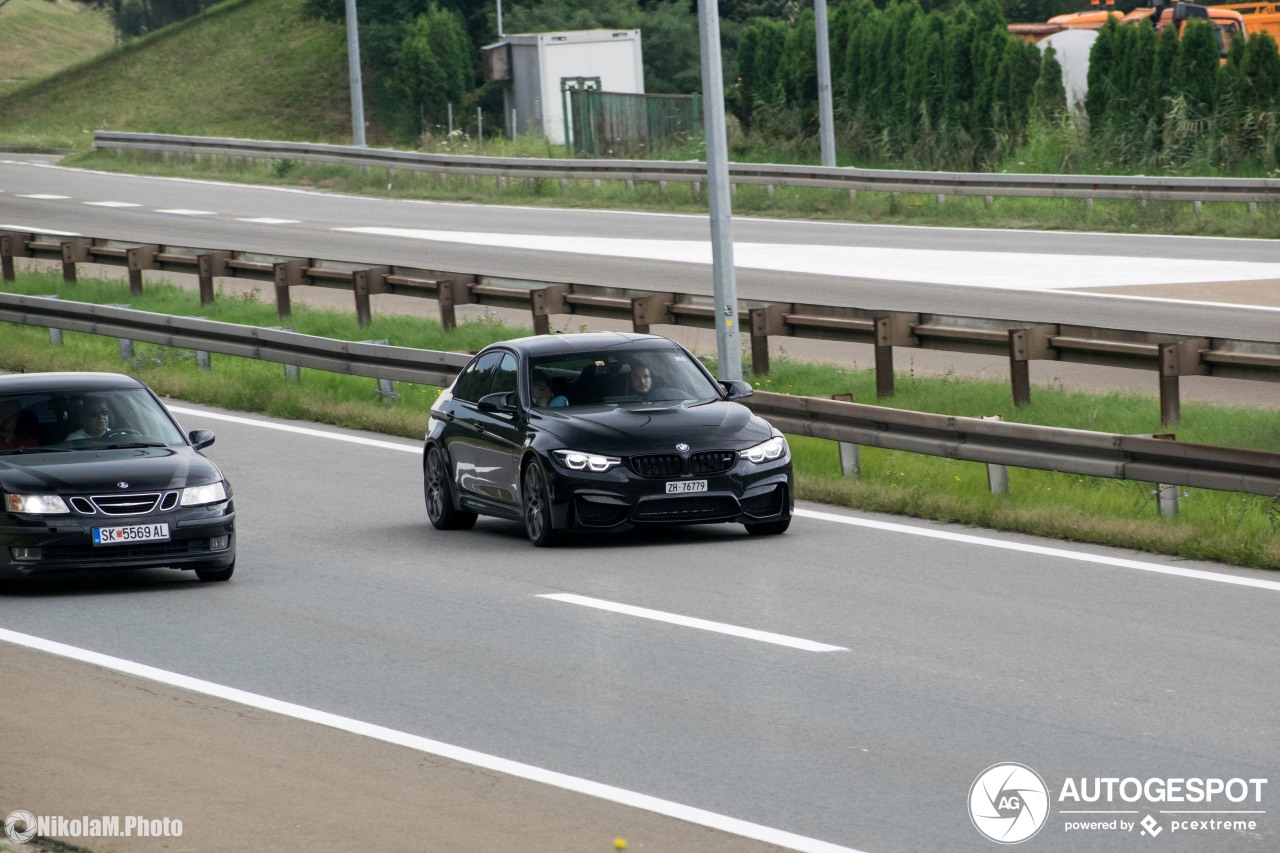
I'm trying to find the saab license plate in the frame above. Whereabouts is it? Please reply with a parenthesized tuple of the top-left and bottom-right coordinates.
(93, 523, 170, 546)
(665, 479, 707, 494)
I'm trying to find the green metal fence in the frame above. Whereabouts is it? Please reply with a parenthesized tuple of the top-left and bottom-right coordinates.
(566, 88, 703, 158)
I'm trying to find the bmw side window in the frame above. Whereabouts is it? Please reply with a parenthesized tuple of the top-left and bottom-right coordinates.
(489, 353, 518, 398)
(453, 352, 503, 404)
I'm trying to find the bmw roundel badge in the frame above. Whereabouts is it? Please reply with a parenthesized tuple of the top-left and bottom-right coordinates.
(675, 443, 690, 453)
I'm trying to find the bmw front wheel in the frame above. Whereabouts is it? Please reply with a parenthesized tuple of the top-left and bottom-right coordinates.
(522, 462, 559, 547)
(425, 446, 477, 531)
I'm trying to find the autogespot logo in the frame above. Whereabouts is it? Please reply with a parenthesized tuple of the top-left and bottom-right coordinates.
(969, 763, 1051, 844)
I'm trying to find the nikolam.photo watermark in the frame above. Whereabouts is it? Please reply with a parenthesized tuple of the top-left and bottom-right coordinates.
(4, 810, 183, 843)
(968, 764, 1269, 844)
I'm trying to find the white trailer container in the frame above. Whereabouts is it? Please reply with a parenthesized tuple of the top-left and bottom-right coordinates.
(482, 30, 644, 144)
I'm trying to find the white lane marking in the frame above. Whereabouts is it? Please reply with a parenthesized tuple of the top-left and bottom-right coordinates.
(794, 508, 1280, 592)
(170, 405, 1280, 591)
(167, 406, 420, 453)
(539, 593, 848, 651)
(238, 217, 300, 225)
(16, 193, 70, 200)
(0, 223, 80, 236)
(155, 208, 216, 216)
(85, 201, 142, 208)
(335, 226, 1280, 291)
(0, 627, 864, 853)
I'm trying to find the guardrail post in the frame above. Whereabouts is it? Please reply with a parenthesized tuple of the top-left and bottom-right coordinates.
(831, 393, 860, 476)
(60, 238, 92, 283)
(126, 244, 160, 296)
(196, 251, 230, 305)
(352, 266, 390, 328)
(1, 232, 33, 283)
(272, 259, 307, 320)
(196, 350, 211, 371)
(984, 415, 1009, 495)
(437, 278, 474, 332)
(107, 303, 134, 359)
(1008, 325, 1056, 407)
(749, 303, 791, 376)
(631, 291, 675, 336)
(1157, 339, 1209, 427)
(532, 284, 570, 335)
(363, 339, 398, 402)
(873, 313, 916, 398)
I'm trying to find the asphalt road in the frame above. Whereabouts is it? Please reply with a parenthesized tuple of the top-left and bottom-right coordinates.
(2, 403, 1278, 852)
(3, 156, 1280, 339)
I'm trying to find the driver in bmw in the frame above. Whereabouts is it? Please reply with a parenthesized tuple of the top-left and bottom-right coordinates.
(65, 395, 113, 440)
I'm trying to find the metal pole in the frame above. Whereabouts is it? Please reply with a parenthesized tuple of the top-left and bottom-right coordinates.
(497, 0, 504, 37)
(815, 0, 836, 167)
(345, 0, 367, 146)
(697, 0, 741, 381)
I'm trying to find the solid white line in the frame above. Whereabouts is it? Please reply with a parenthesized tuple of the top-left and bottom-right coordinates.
(0, 224, 80, 236)
(167, 406, 421, 454)
(793, 509, 1280, 591)
(0, 627, 864, 853)
(169, 405, 1280, 592)
(539, 593, 848, 652)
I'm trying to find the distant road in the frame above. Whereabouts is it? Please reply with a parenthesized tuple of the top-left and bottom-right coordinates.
(2, 156, 1280, 342)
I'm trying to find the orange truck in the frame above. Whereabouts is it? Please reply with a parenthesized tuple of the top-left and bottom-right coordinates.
(1009, 1, 1247, 57)
(1212, 3, 1280, 40)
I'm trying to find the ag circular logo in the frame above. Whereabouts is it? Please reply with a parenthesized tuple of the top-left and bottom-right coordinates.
(969, 763, 1050, 844)
(5, 810, 36, 844)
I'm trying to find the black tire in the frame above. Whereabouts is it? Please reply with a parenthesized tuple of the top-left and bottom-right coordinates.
(195, 560, 234, 582)
(744, 512, 791, 537)
(522, 462, 559, 547)
(425, 445, 477, 531)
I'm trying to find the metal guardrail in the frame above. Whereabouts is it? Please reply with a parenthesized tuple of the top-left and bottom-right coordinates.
(93, 131, 1280, 206)
(5, 230, 1280, 429)
(2, 292, 1278, 499)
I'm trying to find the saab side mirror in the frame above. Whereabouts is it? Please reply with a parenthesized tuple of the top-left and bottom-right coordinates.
(720, 379, 754, 400)
(189, 429, 216, 450)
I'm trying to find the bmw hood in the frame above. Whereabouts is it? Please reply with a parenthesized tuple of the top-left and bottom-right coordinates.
(535, 400, 775, 452)
(0, 447, 222, 493)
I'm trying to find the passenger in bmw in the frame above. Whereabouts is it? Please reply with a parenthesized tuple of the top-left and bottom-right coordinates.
(65, 394, 113, 440)
(531, 371, 568, 408)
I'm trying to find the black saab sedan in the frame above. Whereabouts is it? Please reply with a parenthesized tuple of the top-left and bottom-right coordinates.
(0, 372, 236, 581)
(423, 332, 793, 546)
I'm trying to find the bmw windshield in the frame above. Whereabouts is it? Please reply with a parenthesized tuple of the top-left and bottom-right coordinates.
(528, 348, 723, 409)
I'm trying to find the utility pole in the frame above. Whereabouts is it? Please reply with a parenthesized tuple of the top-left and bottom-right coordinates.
(345, 0, 367, 146)
(697, 0, 741, 381)
(815, 0, 836, 167)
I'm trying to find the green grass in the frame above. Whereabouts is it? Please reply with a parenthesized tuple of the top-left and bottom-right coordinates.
(0, 0, 115, 100)
(0, 0, 352, 150)
(3, 269, 1278, 569)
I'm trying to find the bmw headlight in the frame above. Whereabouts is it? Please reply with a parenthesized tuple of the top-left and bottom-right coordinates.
(553, 450, 622, 473)
(5, 494, 70, 514)
(180, 481, 228, 507)
(739, 435, 788, 465)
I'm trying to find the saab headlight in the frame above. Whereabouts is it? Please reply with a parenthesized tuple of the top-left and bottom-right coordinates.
(5, 493, 70, 514)
(180, 481, 228, 507)
(554, 450, 621, 473)
(739, 435, 788, 464)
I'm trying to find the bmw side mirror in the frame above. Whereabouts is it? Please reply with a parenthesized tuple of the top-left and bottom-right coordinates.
(189, 429, 216, 450)
(720, 379, 754, 400)
(477, 391, 518, 414)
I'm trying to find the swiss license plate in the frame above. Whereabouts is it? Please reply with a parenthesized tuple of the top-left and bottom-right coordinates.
(665, 479, 708, 494)
(92, 523, 170, 546)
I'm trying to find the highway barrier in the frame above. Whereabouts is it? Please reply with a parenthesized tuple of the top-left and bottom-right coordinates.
(1, 291, 1278, 503)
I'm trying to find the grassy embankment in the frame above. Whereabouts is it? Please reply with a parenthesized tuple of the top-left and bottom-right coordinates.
(3, 270, 1277, 569)
(0, 0, 114, 100)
